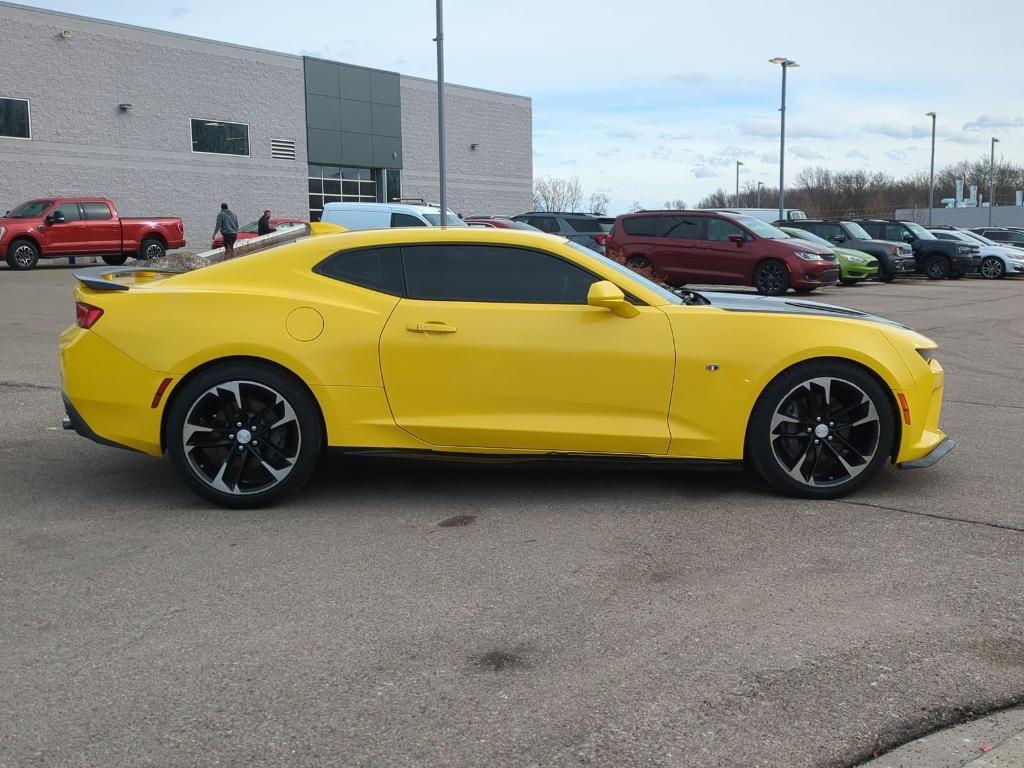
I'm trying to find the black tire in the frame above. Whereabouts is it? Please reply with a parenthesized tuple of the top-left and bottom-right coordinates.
(746, 360, 895, 499)
(5, 239, 39, 270)
(754, 260, 790, 296)
(924, 254, 950, 280)
(794, 287, 816, 294)
(947, 272, 963, 280)
(166, 362, 323, 509)
(839, 278, 859, 286)
(102, 253, 129, 266)
(980, 256, 1005, 279)
(138, 238, 166, 261)
(880, 273, 896, 283)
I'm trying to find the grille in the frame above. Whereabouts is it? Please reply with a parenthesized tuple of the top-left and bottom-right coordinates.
(271, 139, 296, 160)
(821, 269, 840, 282)
(866, 260, 878, 268)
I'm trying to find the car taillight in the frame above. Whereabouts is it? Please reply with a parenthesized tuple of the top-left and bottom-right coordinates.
(593, 233, 610, 246)
(75, 302, 103, 329)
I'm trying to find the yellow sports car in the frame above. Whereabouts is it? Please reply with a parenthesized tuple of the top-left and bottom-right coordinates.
(60, 224, 953, 508)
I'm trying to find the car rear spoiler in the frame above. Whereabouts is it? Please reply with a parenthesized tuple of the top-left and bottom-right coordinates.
(72, 265, 187, 291)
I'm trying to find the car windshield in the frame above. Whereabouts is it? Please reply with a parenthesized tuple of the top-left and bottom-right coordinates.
(564, 241, 684, 305)
(423, 213, 469, 227)
(238, 220, 259, 234)
(843, 222, 871, 239)
(906, 222, 936, 240)
(783, 228, 834, 249)
(729, 215, 789, 239)
(6, 200, 54, 218)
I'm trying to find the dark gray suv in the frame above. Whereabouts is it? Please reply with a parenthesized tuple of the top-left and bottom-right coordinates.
(779, 219, 915, 281)
(512, 212, 609, 254)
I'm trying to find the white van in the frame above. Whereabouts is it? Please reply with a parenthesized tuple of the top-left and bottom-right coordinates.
(709, 208, 807, 223)
(319, 201, 467, 231)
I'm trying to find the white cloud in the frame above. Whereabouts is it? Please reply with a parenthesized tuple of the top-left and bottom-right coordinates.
(657, 132, 695, 141)
(963, 114, 1024, 131)
(886, 150, 907, 162)
(846, 149, 869, 160)
(862, 122, 931, 139)
(739, 119, 837, 140)
(713, 145, 755, 158)
(789, 146, 826, 160)
(605, 129, 641, 140)
(692, 167, 717, 178)
(761, 152, 779, 164)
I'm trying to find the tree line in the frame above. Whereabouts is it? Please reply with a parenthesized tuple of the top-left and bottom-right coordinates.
(697, 154, 1024, 218)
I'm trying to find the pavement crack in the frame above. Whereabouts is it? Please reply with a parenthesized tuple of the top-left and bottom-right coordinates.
(946, 398, 1024, 411)
(0, 380, 59, 391)
(835, 499, 1024, 534)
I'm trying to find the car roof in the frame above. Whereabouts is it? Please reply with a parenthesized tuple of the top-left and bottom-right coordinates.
(321, 202, 452, 215)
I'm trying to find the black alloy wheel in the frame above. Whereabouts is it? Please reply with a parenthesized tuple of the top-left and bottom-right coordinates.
(747, 361, 895, 499)
(980, 256, 1005, 279)
(166, 363, 323, 508)
(924, 255, 950, 280)
(754, 260, 790, 296)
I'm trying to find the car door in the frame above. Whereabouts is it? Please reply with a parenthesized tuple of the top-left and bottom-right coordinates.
(650, 214, 706, 284)
(379, 242, 676, 454)
(699, 216, 753, 283)
(40, 202, 85, 255)
(79, 201, 120, 252)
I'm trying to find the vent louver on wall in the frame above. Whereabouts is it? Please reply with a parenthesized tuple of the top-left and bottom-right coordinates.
(271, 139, 296, 160)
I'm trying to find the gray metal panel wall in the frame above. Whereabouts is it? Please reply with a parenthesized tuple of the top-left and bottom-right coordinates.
(302, 58, 402, 169)
(0, 3, 308, 248)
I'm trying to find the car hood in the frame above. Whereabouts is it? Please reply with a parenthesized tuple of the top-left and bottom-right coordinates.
(835, 247, 874, 260)
(856, 238, 910, 251)
(696, 291, 908, 328)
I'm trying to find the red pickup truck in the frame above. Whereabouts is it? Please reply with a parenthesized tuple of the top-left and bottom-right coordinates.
(0, 197, 185, 270)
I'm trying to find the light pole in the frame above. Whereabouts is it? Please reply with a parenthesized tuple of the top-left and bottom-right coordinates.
(434, 0, 447, 225)
(735, 160, 743, 206)
(769, 57, 799, 221)
(757, 181, 765, 208)
(926, 112, 936, 225)
(989, 137, 1000, 226)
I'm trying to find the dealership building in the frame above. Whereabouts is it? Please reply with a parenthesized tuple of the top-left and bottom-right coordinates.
(0, 2, 532, 245)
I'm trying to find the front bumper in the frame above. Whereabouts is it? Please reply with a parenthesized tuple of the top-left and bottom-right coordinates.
(889, 256, 917, 273)
(1005, 259, 1024, 275)
(899, 436, 955, 469)
(953, 254, 982, 274)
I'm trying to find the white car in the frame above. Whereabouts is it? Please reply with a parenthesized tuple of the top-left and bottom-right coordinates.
(320, 201, 467, 231)
(928, 227, 1024, 279)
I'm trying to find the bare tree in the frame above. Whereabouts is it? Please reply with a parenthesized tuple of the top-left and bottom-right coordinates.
(532, 175, 585, 212)
(588, 192, 610, 215)
(696, 189, 729, 208)
(663, 198, 688, 210)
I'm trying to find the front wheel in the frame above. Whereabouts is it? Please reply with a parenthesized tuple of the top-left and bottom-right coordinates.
(839, 278, 859, 286)
(924, 254, 950, 280)
(102, 253, 128, 266)
(166, 363, 324, 508)
(138, 238, 166, 261)
(6, 239, 39, 270)
(754, 260, 790, 296)
(746, 361, 895, 499)
(980, 256, 1005, 279)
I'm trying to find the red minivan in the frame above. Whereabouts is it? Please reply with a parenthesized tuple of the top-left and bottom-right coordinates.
(605, 210, 839, 295)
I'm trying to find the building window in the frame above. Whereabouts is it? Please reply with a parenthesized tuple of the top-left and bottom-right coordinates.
(385, 169, 402, 202)
(0, 97, 31, 140)
(190, 118, 249, 156)
(307, 165, 378, 221)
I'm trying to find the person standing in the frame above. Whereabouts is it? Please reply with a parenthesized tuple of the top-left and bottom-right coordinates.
(213, 202, 239, 257)
(257, 209, 273, 236)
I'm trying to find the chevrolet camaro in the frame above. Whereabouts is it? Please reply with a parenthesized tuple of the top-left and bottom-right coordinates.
(60, 224, 953, 508)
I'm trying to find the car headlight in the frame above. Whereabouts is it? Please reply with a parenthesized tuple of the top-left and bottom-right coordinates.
(795, 251, 823, 261)
(955, 245, 972, 253)
(0, 226, 5, 242)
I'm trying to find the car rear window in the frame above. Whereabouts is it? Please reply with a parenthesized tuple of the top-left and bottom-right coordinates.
(566, 217, 602, 233)
(622, 216, 666, 237)
(315, 246, 406, 296)
(81, 202, 113, 221)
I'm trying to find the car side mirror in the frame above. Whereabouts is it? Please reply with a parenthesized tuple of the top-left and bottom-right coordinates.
(903, 234, 915, 243)
(728, 234, 744, 247)
(47, 211, 65, 225)
(588, 280, 639, 318)
(830, 236, 845, 244)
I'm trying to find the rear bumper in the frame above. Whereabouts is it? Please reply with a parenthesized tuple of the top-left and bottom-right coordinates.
(899, 436, 955, 469)
(62, 393, 137, 452)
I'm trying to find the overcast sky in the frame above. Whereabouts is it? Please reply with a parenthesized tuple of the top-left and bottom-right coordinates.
(24, 0, 1024, 213)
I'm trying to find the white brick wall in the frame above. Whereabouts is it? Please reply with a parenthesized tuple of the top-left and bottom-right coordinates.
(400, 77, 532, 217)
(0, 3, 308, 249)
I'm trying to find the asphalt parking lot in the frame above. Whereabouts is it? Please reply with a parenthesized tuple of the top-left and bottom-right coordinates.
(2, 265, 1023, 768)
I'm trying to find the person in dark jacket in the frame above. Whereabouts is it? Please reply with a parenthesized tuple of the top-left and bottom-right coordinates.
(213, 203, 239, 257)
(257, 210, 273, 236)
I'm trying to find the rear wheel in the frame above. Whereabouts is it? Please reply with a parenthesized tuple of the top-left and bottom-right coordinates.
(746, 361, 895, 499)
(102, 253, 128, 266)
(138, 238, 166, 261)
(6, 239, 39, 270)
(166, 362, 323, 508)
(980, 256, 1005, 279)
(754, 260, 790, 296)
(924, 254, 950, 280)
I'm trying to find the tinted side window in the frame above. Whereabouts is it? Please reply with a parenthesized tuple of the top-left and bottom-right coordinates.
(885, 224, 907, 241)
(706, 218, 746, 242)
(1004, 231, 1024, 243)
(391, 212, 426, 227)
(858, 222, 882, 238)
(52, 203, 82, 222)
(622, 216, 665, 237)
(662, 216, 705, 240)
(566, 217, 602, 233)
(403, 245, 598, 304)
(81, 202, 113, 221)
(819, 223, 845, 242)
(315, 247, 405, 296)
(527, 217, 559, 234)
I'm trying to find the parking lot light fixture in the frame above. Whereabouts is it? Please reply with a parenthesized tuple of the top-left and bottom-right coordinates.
(989, 137, 1000, 226)
(757, 180, 765, 207)
(735, 160, 744, 206)
(926, 112, 936, 225)
(435, 0, 447, 226)
(769, 58, 799, 221)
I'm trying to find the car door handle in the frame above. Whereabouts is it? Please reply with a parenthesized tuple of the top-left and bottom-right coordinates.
(406, 321, 457, 334)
